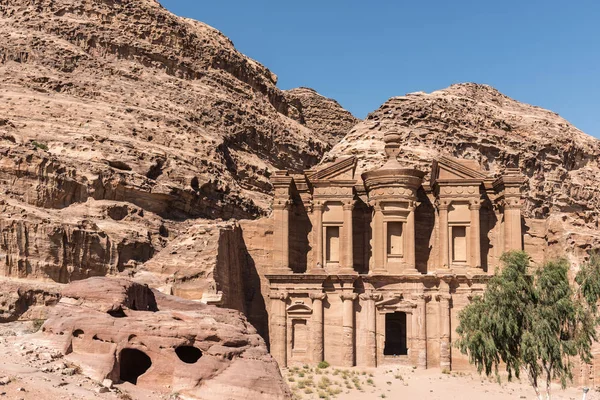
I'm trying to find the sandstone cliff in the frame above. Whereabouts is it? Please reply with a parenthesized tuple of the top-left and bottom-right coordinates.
(0, 0, 355, 284)
(324, 83, 600, 263)
(284, 87, 359, 146)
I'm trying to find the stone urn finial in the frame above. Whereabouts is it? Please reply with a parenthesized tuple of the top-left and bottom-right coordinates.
(383, 130, 402, 163)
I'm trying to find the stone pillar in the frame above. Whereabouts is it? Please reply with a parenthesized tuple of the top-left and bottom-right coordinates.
(340, 292, 358, 367)
(372, 202, 385, 273)
(341, 200, 354, 273)
(272, 200, 291, 273)
(438, 200, 449, 269)
(493, 171, 524, 253)
(437, 293, 452, 370)
(469, 199, 481, 268)
(504, 199, 522, 251)
(269, 291, 289, 367)
(414, 294, 429, 368)
(309, 293, 326, 363)
(406, 201, 417, 271)
(310, 202, 325, 273)
(359, 293, 381, 367)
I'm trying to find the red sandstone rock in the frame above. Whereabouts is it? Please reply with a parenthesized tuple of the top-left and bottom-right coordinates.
(0, 0, 355, 283)
(37, 277, 291, 400)
(284, 87, 359, 146)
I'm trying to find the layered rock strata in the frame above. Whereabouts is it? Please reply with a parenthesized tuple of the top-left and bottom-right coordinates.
(0, 0, 356, 285)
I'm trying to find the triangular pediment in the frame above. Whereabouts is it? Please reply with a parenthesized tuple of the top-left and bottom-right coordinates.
(431, 156, 487, 183)
(306, 156, 356, 182)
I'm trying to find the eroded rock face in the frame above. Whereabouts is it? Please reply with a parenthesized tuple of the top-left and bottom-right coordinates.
(0, 278, 61, 322)
(324, 83, 600, 264)
(0, 0, 356, 283)
(284, 87, 359, 146)
(38, 277, 291, 400)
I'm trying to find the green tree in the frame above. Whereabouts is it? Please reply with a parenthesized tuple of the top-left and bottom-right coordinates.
(456, 251, 600, 400)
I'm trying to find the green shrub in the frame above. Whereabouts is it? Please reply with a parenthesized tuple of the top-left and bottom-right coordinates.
(31, 140, 48, 151)
(317, 360, 330, 369)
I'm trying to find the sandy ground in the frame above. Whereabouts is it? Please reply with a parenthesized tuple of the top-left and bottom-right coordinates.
(0, 322, 595, 400)
(282, 364, 597, 400)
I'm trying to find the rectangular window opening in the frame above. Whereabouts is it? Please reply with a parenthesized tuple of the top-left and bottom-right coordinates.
(452, 226, 467, 262)
(387, 222, 403, 256)
(325, 226, 340, 263)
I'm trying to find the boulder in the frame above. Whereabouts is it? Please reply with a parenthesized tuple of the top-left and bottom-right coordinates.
(37, 277, 291, 400)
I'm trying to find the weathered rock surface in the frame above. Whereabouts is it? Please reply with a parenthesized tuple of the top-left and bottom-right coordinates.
(0, 278, 61, 322)
(36, 277, 291, 400)
(0, 0, 356, 283)
(324, 83, 600, 263)
(284, 87, 359, 146)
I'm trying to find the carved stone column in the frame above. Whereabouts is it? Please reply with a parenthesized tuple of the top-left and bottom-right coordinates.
(406, 201, 417, 271)
(310, 201, 325, 273)
(309, 293, 327, 363)
(272, 200, 291, 273)
(372, 202, 385, 273)
(438, 200, 450, 269)
(469, 199, 481, 269)
(340, 292, 358, 367)
(413, 293, 430, 368)
(437, 293, 452, 370)
(493, 170, 524, 253)
(269, 291, 289, 367)
(504, 199, 522, 251)
(359, 292, 382, 367)
(341, 200, 355, 273)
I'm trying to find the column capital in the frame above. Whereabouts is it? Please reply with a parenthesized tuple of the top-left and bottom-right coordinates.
(272, 199, 291, 210)
(342, 200, 355, 211)
(436, 198, 451, 210)
(504, 197, 522, 210)
(340, 292, 358, 301)
(372, 201, 383, 212)
(312, 200, 326, 212)
(435, 293, 452, 302)
(309, 292, 327, 301)
(412, 293, 431, 303)
(359, 292, 383, 301)
(269, 291, 289, 300)
(469, 198, 482, 210)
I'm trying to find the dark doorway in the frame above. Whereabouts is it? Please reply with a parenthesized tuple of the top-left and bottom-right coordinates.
(384, 312, 408, 356)
(119, 348, 152, 384)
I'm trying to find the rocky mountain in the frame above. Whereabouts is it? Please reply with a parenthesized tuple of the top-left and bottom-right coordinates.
(283, 87, 359, 146)
(325, 83, 600, 263)
(0, 0, 356, 282)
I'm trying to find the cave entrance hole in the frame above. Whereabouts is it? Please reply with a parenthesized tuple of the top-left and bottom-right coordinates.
(119, 348, 152, 384)
(175, 346, 202, 364)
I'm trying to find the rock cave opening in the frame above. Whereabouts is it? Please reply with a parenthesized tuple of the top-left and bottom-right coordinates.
(108, 307, 127, 318)
(119, 348, 152, 384)
(72, 329, 84, 338)
(175, 346, 203, 364)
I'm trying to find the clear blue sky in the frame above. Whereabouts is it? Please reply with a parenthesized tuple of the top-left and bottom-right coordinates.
(160, 0, 600, 139)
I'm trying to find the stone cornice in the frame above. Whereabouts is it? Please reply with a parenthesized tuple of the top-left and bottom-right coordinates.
(306, 156, 356, 181)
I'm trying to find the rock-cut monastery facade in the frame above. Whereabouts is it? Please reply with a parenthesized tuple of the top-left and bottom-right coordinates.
(265, 131, 524, 370)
